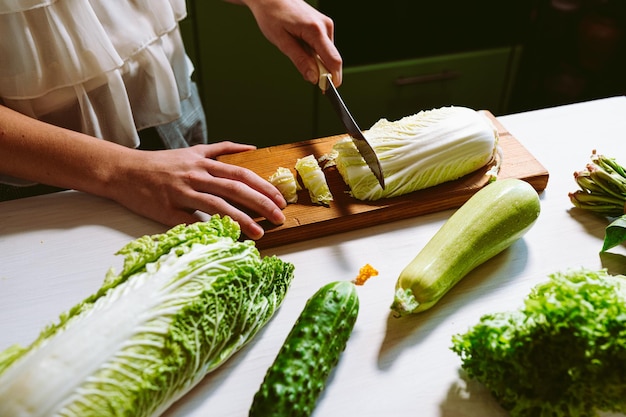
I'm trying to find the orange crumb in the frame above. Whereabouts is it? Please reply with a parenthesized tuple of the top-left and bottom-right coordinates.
(353, 263, 379, 286)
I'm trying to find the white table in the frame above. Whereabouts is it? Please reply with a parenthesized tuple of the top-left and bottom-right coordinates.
(2, 96, 625, 416)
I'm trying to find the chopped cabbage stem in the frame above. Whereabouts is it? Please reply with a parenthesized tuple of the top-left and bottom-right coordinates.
(295, 154, 333, 205)
(268, 167, 300, 203)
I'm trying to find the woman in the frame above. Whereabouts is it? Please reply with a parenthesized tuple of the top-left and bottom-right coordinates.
(0, 0, 343, 240)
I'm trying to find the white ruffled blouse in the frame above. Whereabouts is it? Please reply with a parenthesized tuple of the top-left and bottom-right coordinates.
(0, 0, 192, 149)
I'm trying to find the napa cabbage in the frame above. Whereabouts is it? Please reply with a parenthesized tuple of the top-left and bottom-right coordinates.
(332, 106, 499, 200)
(0, 216, 294, 417)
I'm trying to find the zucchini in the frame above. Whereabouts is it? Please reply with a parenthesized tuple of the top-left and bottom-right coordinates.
(391, 178, 541, 316)
(249, 280, 359, 417)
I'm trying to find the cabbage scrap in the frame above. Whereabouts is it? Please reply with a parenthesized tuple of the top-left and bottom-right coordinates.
(295, 154, 333, 206)
(269, 166, 300, 203)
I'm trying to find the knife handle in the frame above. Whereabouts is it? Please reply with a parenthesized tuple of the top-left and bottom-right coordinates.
(315, 56, 331, 92)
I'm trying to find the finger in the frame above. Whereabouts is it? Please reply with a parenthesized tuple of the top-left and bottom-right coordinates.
(274, 34, 320, 85)
(177, 159, 286, 226)
(196, 141, 257, 158)
(193, 141, 287, 206)
(139, 187, 265, 240)
(314, 47, 342, 87)
(199, 171, 286, 224)
(185, 191, 267, 240)
(281, 37, 343, 87)
(203, 158, 287, 210)
(296, 16, 342, 86)
(189, 144, 288, 214)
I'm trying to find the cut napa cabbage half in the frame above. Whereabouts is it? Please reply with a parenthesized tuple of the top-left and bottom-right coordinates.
(332, 106, 500, 200)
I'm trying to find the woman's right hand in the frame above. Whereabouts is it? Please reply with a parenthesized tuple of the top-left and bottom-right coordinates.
(228, 0, 343, 87)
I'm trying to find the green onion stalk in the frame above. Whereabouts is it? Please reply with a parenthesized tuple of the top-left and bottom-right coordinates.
(569, 151, 626, 251)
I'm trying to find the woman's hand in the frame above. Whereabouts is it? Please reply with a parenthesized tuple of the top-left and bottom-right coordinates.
(0, 103, 286, 240)
(111, 142, 287, 240)
(228, 0, 343, 86)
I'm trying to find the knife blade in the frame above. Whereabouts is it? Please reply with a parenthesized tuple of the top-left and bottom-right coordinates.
(316, 58, 385, 189)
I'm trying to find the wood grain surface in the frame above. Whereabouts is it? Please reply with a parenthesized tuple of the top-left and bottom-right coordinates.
(218, 112, 549, 249)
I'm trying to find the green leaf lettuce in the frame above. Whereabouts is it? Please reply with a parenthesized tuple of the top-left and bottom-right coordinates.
(452, 268, 626, 417)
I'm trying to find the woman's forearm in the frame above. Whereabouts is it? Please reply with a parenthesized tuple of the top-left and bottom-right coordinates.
(0, 104, 132, 198)
(0, 104, 286, 239)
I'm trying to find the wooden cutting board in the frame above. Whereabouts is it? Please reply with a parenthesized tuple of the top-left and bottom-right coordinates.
(218, 111, 549, 249)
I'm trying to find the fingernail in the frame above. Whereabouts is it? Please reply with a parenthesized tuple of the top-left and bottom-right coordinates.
(306, 69, 317, 84)
(272, 208, 285, 225)
(249, 223, 264, 240)
(277, 194, 287, 209)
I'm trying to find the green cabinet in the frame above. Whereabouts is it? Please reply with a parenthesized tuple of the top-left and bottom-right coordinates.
(182, 1, 521, 147)
(315, 47, 522, 138)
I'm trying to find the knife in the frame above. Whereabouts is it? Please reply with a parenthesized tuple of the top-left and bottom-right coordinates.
(316, 58, 385, 189)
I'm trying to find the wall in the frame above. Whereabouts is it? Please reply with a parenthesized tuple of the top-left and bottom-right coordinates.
(510, 0, 626, 112)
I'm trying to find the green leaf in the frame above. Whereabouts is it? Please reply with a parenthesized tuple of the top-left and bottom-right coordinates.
(602, 214, 626, 252)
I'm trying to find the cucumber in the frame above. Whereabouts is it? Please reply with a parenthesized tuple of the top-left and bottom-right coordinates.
(249, 280, 359, 417)
(391, 178, 541, 316)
